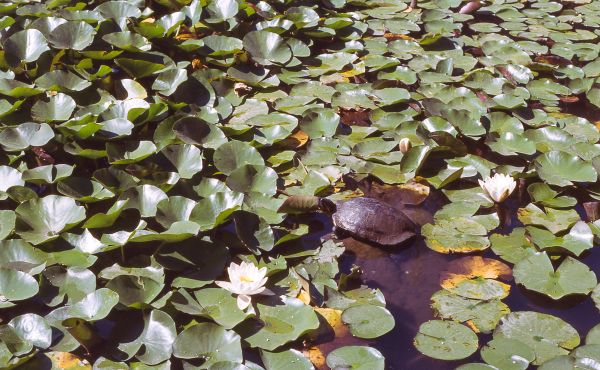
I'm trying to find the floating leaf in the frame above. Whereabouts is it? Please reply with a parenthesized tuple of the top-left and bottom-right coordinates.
(422, 218, 490, 253)
(213, 140, 264, 175)
(517, 204, 580, 234)
(173, 322, 242, 367)
(513, 252, 597, 299)
(325, 346, 385, 370)
(244, 297, 319, 351)
(118, 310, 176, 365)
(431, 290, 510, 333)
(534, 151, 597, 186)
(15, 195, 86, 245)
(494, 311, 580, 365)
(260, 349, 314, 370)
(480, 338, 535, 370)
(8, 314, 52, 349)
(490, 228, 537, 264)
(243, 31, 292, 65)
(3, 29, 49, 65)
(341, 304, 395, 339)
(414, 320, 479, 360)
(48, 21, 96, 50)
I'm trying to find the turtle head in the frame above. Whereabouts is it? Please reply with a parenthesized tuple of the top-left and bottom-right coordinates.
(318, 198, 337, 215)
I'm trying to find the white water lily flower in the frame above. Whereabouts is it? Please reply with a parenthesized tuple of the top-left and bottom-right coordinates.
(478, 173, 517, 203)
(215, 261, 268, 310)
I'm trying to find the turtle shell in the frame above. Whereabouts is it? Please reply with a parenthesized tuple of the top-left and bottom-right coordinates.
(332, 197, 416, 246)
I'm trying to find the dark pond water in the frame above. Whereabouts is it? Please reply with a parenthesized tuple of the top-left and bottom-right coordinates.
(335, 237, 600, 370)
(316, 187, 600, 370)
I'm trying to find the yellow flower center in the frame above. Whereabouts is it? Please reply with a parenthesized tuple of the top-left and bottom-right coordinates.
(239, 274, 255, 283)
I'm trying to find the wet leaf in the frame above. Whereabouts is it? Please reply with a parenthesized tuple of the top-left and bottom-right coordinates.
(244, 297, 319, 351)
(493, 311, 580, 365)
(534, 151, 597, 186)
(480, 338, 535, 370)
(173, 322, 242, 366)
(431, 290, 510, 333)
(326, 346, 384, 370)
(514, 252, 597, 299)
(414, 320, 478, 360)
(341, 304, 395, 339)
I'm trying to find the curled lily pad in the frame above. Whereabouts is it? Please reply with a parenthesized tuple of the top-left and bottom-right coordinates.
(8, 314, 52, 349)
(47, 21, 96, 50)
(118, 310, 176, 365)
(3, 29, 49, 65)
(31, 93, 77, 122)
(15, 195, 86, 245)
(243, 31, 292, 65)
(0, 122, 54, 151)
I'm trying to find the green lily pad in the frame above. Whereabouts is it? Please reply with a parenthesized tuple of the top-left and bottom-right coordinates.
(35, 70, 91, 92)
(414, 320, 479, 360)
(8, 313, 51, 349)
(341, 304, 395, 339)
(260, 349, 314, 370)
(173, 322, 242, 367)
(422, 217, 490, 253)
(534, 151, 597, 186)
(244, 297, 319, 351)
(326, 346, 385, 370)
(213, 140, 264, 175)
(431, 290, 510, 333)
(192, 288, 249, 329)
(118, 310, 176, 365)
(0, 122, 54, 151)
(3, 29, 49, 65)
(493, 311, 580, 365)
(47, 21, 96, 50)
(0, 268, 39, 302)
(15, 195, 86, 245)
(517, 203, 580, 234)
(480, 338, 535, 370)
(490, 228, 537, 264)
(243, 31, 292, 65)
(513, 252, 597, 299)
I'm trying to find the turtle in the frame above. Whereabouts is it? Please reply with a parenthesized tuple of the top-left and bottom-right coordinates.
(319, 197, 416, 246)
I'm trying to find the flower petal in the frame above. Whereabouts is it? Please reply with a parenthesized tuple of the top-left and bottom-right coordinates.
(237, 294, 251, 310)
